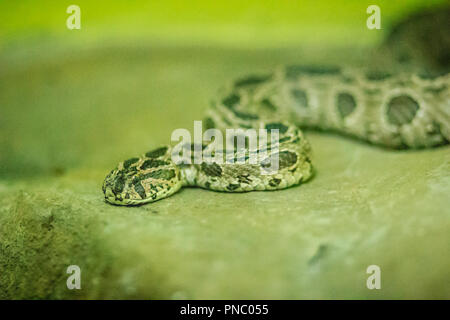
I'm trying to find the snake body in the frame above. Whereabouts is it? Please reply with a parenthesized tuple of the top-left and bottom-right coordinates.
(103, 66, 449, 206)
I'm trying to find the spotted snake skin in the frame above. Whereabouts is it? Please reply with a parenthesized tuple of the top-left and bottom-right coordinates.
(103, 65, 449, 205)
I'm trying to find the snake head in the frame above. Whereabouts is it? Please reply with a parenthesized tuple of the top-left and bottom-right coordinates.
(102, 146, 183, 206)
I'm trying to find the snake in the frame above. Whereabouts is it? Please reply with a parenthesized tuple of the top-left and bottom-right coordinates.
(102, 9, 450, 206)
(103, 66, 449, 206)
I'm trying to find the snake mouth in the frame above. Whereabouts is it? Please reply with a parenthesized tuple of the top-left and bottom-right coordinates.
(102, 173, 138, 206)
(102, 179, 161, 206)
(103, 184, 128, 206)
(102, 167, 146, 206)
(103, 185, 152, 206)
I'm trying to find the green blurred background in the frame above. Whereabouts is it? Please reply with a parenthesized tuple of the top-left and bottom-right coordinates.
(0, 1, 449, 299)
(1, 0, 444, 47)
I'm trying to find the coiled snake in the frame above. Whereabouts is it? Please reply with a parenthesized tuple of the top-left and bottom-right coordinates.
(103, 10, 450, 206)
(103, 66, 449, 205)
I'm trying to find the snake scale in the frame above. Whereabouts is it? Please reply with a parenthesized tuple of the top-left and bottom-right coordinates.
(103, 8, 450, 206)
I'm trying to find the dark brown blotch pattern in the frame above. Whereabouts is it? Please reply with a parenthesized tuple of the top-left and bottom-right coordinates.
(141, 159, 168, 170)
(201, 162, 223, 177)
(386, 95, 419, 126)
(145, 147, 168, 158)
(291, 89, 308, 108)
(337, 92, 357, 118)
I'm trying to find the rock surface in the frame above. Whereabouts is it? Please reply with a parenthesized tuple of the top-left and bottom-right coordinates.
(0, 44, 449, 299)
